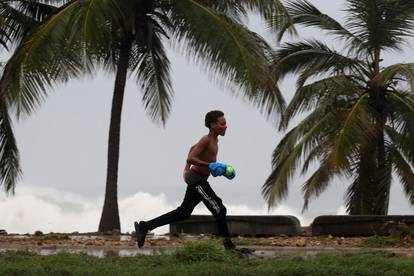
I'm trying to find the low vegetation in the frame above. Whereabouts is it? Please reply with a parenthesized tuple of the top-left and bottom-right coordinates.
(1, 241, 414, 275)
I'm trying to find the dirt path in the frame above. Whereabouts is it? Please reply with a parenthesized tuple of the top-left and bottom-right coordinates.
(1, 234, 414, 257)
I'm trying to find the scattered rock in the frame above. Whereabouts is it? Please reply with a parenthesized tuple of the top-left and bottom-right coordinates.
(300, 227, 312, 237)
(295, 238, 306, 247)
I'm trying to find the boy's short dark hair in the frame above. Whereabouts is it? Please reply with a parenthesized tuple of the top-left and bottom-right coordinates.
(205, 110, 224, 129)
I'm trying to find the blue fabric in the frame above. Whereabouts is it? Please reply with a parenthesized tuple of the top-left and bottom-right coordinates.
(208, 162, 227, 177)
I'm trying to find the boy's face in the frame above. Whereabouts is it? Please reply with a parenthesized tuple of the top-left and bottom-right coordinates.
(211, 116, 227, 136)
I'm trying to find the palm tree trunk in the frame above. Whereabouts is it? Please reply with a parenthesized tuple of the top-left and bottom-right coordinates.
(98, 36, 133, 232)
(351, 85, 390, 215)
(373, 121, 390, 215)
(372, 93, 390, 215)
(349, 146, 377, 215)
(365, 87, 390, 215)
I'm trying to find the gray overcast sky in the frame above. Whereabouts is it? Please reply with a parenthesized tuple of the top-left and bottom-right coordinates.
(1, 0, 413, 233)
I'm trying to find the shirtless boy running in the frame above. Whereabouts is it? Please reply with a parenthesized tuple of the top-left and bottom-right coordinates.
(134, 110, 236, 250)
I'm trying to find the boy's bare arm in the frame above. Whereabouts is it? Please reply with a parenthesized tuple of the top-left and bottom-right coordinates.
(186, 137, 210, 167)
(183, 145, 195, 177)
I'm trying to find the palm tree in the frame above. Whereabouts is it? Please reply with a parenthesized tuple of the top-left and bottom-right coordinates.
(1, 0, 290, 231)
(262, 0, 414, 215)
(0, 0, 63, 194)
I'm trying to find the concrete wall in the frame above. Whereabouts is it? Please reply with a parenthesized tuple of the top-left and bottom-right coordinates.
(312, 215, 414, 236)
(169, 215, 301, 236)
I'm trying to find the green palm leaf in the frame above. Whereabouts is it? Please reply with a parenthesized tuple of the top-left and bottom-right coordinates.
(263, 109, 337, 207)
(302, 157, 335, 212)
(135, 31, 173, 125)
(275, 39, 366, 85)
(200, 0, 290, 26)
(372, 63, 414, 91)
(281, 75, 361, 129)
(346, 0, 414, 52)
(169, 0, 285, 120)
(386, 91, 414, 160)
(331, 93, 374, 170)
(392, 148, 414, 205)
(345, 151, 375, 214)
(278, 0, 359, 46)
(0, 102, 21, 194)
(1, 0, 121, 117)
(0, 0, 64, 46)
(345, 143, 392, 215)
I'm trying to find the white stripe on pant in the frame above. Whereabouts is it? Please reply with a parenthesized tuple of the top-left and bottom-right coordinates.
(196, 185, 221, 214)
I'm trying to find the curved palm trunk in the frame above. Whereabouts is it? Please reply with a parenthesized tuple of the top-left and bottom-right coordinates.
(98, 36, 133, 232)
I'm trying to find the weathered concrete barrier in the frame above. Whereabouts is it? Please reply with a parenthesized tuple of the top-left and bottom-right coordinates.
(170, 215, 301, 236)
(312, 215, 414, 236)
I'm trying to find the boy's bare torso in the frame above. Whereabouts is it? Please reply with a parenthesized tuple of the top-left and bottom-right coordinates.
(185, 115, 226, 178)
(186, 134, 219, 176)
(193, 135, 218, 174)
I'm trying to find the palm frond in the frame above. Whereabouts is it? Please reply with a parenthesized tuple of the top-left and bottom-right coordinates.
(135, 31, 173, 126)
(236, 0, 292, 34)
(1, 0, 121, 117)
(386, 91, 414, 161)
(385, 126, 414, 165)
(0, 102, 21, 194)
(262, 108, 337, 208)
(301, 157, 335, 212)
(275, 39, 366, 83)
(281, 75, 361, 129)
(197, 0, 291, 30)
(331, 93, 375, 171)
(345, 152, 374, 214)
(301, 144, 322, 175)
(392, 148, 414, 206)
(346, 0, 414, 51)
(0, 0, 63, 47)
(345, 143, 392, 215)
(279, 0, 359, 46)
(169, 0, 285, 121)
(16, 0, 64, 22)
(372, 63, 414, 90)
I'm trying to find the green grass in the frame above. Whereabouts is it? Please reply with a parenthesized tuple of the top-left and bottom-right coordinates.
(1, 241, 413, 275)
(360, 235, 402, 248)
(360, 221, 414, 248)
(234, 237, 272, 246)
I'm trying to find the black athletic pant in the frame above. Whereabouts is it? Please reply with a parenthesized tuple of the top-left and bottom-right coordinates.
(144, 170, 230, 237)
